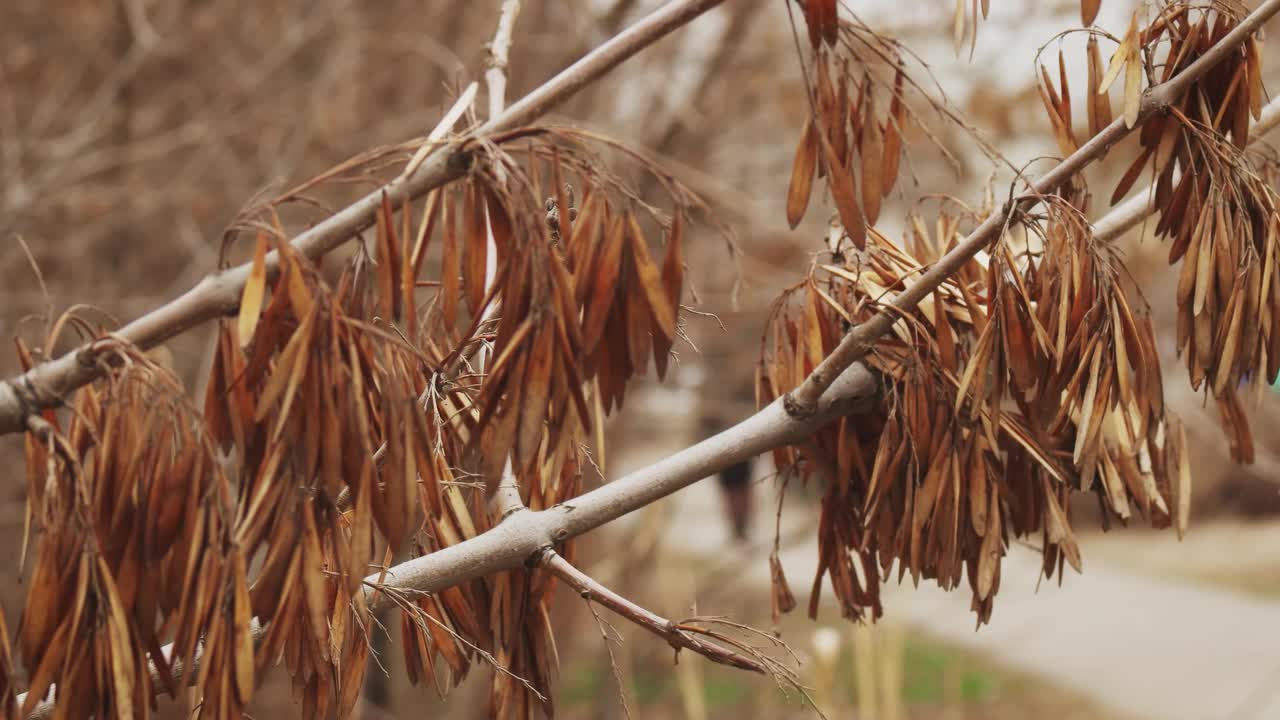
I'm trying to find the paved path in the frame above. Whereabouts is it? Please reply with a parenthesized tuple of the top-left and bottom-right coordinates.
(606, 420, 1280, 720)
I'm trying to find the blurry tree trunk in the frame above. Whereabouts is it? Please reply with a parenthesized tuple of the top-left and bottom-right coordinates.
(107, 0, 136, 278)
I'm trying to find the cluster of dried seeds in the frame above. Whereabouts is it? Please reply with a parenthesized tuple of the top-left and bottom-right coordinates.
(14, 125, 695, 719)
(1127, 8, 1274, 462)
(1041, 5, 1278, 460)
(786, 35, 907, 251)
(16, 346, 244, 718)
(756, 2, 1275, 627)
(760, 188, 1188, 623)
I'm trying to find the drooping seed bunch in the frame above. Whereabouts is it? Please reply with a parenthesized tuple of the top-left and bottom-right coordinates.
(755, 1, 1275, 626)
(11, 121, 697, 719)
(201, 128, 696, 716)
(785, 19, 912, 252)
(1040, 4, 1278, 461)
(1016, 199, 1183, 528)
(459, 131, 692, 490)
(16, 345, 245, 718)
(760, 187, 1188, 623)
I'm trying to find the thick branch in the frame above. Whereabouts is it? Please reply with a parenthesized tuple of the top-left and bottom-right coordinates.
(369, 361, 877, 600)
(540, 549, 765, 673)
(785, 0, 1280, 414)
(0, 0, 729, 436)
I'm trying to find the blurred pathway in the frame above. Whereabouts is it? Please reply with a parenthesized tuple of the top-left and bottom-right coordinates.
(605, 415, 1280, 720)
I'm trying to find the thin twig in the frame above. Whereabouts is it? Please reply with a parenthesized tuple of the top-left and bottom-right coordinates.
(486, 0, 522, 122)
(784, 0, 1280, 415)
(583, 597, 636, 720)
(541, 549, 765, 673)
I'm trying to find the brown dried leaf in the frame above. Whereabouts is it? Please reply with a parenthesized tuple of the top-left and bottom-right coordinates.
(411, 189, 442, 279)
(1087, 35, 1113, 136)
(582, 215, 625, 351)
(824, 141, 866, 249)
(1122, 39, 1143, 128)
(1082, 0, 1101, 26)
(786, 116, 819, 229)
(376, 191, 403, 322)
(1098, 13, 1136, 96)
(441, 191, 461, 328)
(860, 87, 883, 223)
(516, 321, 555, 474)
(464, 183, 489, 314)
(627, 212, 676, 341)
(883, 64, 905, 196)
(238, 232, 269, 350)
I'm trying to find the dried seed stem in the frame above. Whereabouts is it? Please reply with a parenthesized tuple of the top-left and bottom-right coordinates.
(539, 549, 765, 673)
(784, 0, 1280, 416)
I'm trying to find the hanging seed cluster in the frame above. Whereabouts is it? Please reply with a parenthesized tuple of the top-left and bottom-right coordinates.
(422, 131, 692, 497)
(16, 348, 245, 719)
(211, 129, 691, 716)
(785, 23, 909, 251)
(1124, 7, 1275, 464)
(760, 189, 1188, 623)
(1039, 5, 1278, 462)
(205, 230, 420, 718)
(15, 125, 694, 719)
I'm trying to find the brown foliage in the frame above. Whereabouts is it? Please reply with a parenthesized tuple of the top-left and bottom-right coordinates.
(7, 1, 1280, 718)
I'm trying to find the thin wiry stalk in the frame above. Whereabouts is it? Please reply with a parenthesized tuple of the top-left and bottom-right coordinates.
(583, 598, 635, 720)
(784, 0, 1280, 415)
(0, 0, 730, 436)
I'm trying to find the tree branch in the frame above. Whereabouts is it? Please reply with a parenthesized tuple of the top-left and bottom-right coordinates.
(539, 549, 765, 673)
(784, 0, 1280, 415)
(480, 1, 527, 517)
(0, 0, 730, 436)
